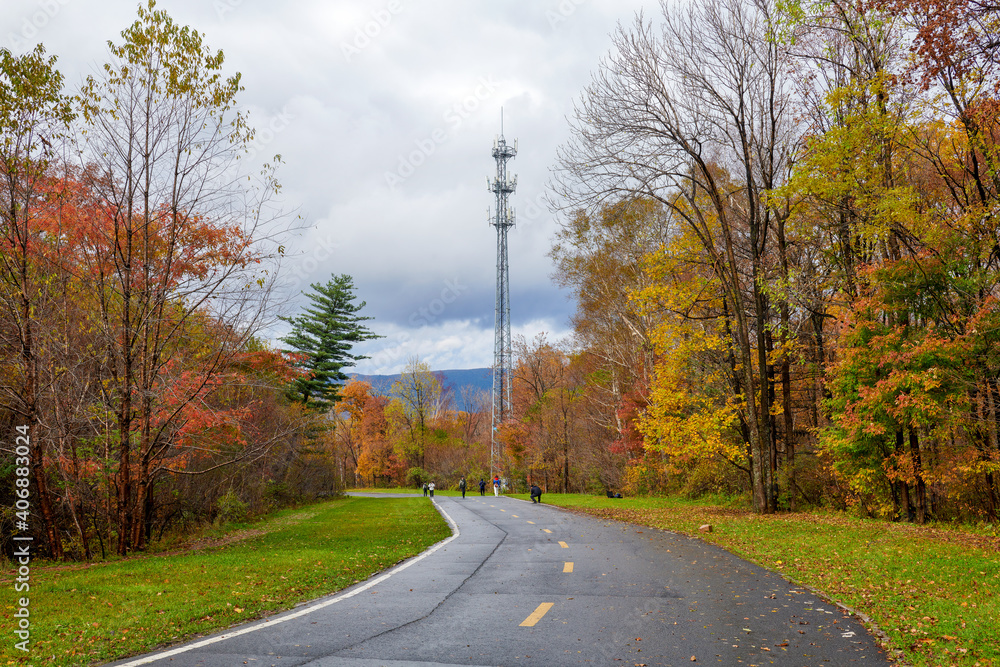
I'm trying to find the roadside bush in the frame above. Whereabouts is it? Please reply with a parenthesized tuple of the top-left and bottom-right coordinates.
(406, 467, 428, 488)
(681, 457, 748, 499)
(263, 480, 295, 509)
(216, 490, 249, 523)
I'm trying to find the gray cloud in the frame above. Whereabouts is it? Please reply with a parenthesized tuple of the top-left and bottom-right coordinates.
(2, 0, 659, 372)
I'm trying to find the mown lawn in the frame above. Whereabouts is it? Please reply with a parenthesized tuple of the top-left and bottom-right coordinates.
(0, 496, 450, 666)
(515, 492, 1000, 667)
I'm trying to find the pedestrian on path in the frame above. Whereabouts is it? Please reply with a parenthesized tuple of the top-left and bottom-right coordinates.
(422, 483, 428, 497)
(530, 484, 542, 504)
(428, 481, 435, 498)
(459, 477, 467, 498)
(493, 476, 500, 496)
(479, 478, 486, 496)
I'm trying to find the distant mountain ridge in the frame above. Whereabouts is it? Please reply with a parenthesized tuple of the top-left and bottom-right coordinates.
(350, 368, 492, 411)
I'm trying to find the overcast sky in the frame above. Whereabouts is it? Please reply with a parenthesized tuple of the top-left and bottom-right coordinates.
(4, 0, 659, 374)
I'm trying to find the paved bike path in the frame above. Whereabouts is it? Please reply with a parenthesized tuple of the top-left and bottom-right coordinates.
(108, 494, 891, 666)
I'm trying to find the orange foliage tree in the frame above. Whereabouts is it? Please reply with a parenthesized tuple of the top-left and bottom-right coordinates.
(1, 5, 308, 560)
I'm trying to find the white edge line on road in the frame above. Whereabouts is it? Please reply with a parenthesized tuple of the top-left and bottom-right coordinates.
(114, 499, 461, 666)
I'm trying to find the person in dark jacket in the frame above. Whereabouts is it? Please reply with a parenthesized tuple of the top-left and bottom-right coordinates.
(530, 484, 542, 503)
(478, 478, 486, 496)
(459, 477, 467, 498)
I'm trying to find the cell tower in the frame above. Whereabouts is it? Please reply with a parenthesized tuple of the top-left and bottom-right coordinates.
(489, 115, 517, 480)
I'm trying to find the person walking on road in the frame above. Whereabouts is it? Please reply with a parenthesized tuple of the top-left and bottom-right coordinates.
(459, 477, 467, 498)
(422, 483, 428, 497)
(493, 475, 501, 496)
(530, 484, 542, 504)
(478, 478, 486, 496)
(428, 481, 435, 498)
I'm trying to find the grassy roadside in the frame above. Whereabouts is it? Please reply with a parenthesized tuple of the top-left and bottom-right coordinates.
(515, 492, 1000, 667)
(1, 496, 450, 666)
(350, 487, 474, 497)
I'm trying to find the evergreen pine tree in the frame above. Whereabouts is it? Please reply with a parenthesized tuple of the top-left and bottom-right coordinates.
(279, 274, 381, 411)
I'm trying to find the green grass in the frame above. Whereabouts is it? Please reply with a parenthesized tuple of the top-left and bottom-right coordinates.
(523, 492, 1000, 667)
(350, 486, 469, 497)
(0, 496, 450, 666)
(349, 487, 424, 494)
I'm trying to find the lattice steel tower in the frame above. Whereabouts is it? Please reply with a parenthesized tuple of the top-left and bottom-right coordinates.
(489, 119, 517, 480)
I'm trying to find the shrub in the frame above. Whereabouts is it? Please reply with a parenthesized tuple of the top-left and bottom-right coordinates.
(216, 490, 249, 523)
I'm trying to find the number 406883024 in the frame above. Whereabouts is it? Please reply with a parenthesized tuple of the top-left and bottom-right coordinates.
(14, 425, 31, 524)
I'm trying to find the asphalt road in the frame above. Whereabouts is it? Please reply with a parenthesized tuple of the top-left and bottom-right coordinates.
(108, 493, 892, 666)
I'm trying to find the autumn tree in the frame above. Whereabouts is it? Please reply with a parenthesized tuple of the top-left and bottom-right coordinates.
(629, 209, 751, 488)
(552, 0, 800, 512)
(355, 392, 398, 487)
(0, 5, 344, 562)
(388, 357, 444, 473)
(880, 0, 1000, 519)
(777, 0, 1000, 521)
(549, 197, 667, 472)
(333, 378, 375, 485)
(456, 384, 490, 448)
(511, 334, 588, 493)
(0, 45, 74, 557)
(77, 1, 288, 553)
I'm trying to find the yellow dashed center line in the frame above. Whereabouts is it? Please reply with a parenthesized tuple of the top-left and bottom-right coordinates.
(563, 562, 574, 573)
(512, 515, 519, 518)
(526, 521, 535, 524)
(542, 528, 552, 534)
(500, 509, 506, 512)
(558, 541, 569, 548)
(519, 602, 554, 627)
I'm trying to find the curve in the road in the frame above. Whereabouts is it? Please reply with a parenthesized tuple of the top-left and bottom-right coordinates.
(110, 498, 464, 667)
(108, 494, 893, 666)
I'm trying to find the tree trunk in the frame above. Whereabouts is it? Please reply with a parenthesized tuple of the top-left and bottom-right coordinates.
(987, 379, 1000, 522)
(21, 293, 63, 559)
(65, 433, 92, 560)
(116, 349, 133, 555)
(777, 212, 796, 511)
(32, 445, 63, 559)
(909, 429, 927, 524)
(755, 285, 775, 513)
(895, 430, 913, 521)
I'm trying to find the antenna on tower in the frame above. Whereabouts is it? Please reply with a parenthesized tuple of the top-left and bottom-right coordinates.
(488, 113, 517, 484)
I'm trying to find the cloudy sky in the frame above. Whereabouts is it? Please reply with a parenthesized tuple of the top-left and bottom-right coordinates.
(4, 0, 659, 374)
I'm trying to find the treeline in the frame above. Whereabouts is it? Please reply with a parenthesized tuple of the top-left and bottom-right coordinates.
(1, 4, 334, 561)
(542, 0, 1000, 522)
(332, 361, 489, 488)
(333, 347, 619, 495)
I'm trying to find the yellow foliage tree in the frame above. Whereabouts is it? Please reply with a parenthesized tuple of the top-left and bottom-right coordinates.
(637, 321, 743, 469)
